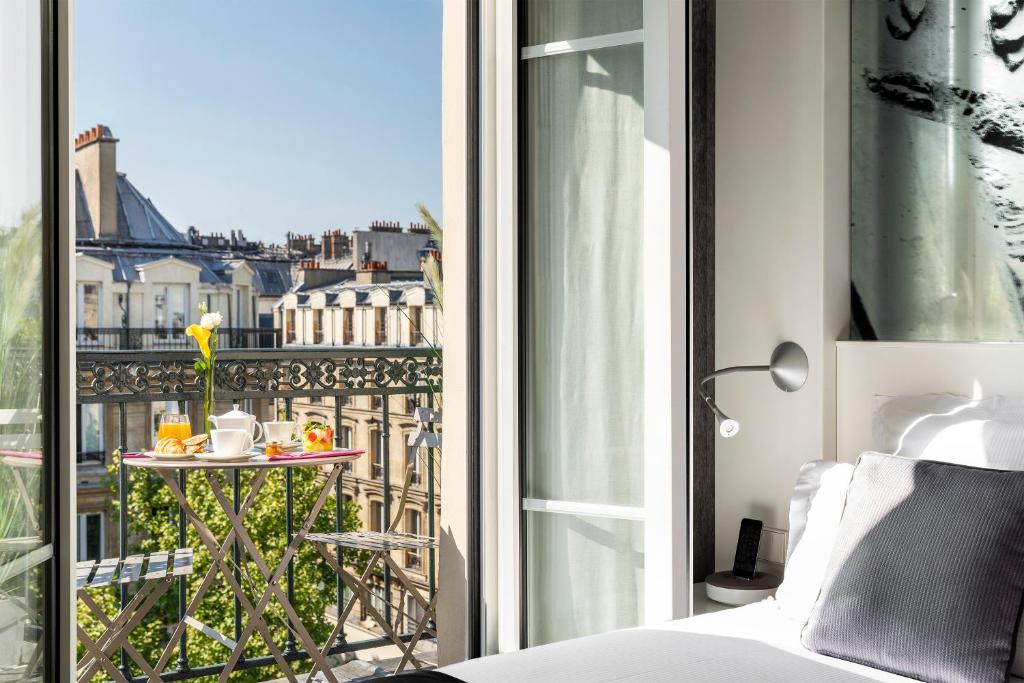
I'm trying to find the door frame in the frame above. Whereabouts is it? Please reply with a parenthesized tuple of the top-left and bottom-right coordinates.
(480, 0, 715, 653)
(41, 0, 76, 679)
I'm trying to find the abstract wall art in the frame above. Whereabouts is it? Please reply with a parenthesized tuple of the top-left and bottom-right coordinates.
(852, 0, 1024, 340)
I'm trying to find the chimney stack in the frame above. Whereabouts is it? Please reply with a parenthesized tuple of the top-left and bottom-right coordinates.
(75, 124, 119, 238)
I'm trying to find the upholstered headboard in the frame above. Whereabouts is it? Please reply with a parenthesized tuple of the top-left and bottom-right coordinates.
(836, 341, 1024, 463)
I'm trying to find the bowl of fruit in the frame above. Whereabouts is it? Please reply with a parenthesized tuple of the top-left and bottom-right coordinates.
(302, 420, 334, 452)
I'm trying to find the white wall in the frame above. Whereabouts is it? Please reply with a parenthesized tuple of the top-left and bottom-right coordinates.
(714, 0, 849, 570)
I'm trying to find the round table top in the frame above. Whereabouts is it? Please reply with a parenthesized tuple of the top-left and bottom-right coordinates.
(122, 450, 363, 470)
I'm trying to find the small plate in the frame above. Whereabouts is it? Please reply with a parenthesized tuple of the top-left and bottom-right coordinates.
(195, 451, 259, 463)
(253, 440, 302, 451)
(144, 450, 195, 461)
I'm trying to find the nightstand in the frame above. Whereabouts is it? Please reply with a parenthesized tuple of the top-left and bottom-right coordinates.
(693, 582, 736, 615)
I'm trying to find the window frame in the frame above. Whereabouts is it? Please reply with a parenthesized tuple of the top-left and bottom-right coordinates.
(406, 508, 423, 568)
(312, 307, 324, 344)
(483, 0, 697, 652)
(76, 511, 104, 562)
(76, 403, 104, 465)
(342, 307, 354, 344)
(370, 428, 384, 480)
(285, 308, 296, 343)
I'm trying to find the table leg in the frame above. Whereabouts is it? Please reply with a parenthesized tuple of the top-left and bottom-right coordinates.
(213, 464, 343, 683)
(153, 469, 269, 674)
(205, 470, 342, 683)
(155, 469, 299, 683)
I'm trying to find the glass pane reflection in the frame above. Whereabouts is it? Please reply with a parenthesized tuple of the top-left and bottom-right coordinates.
(0, 0, 47, 679)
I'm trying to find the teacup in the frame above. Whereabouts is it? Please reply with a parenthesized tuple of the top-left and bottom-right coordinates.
(210, 429, 254, 457)
(263, 420, 298, 444)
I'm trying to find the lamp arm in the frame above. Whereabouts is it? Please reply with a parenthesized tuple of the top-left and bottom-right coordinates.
(697, 365, 770, 424)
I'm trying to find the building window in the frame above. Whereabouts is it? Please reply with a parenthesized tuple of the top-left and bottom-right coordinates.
(77, 282, 101, 342)
(77, 404, 104, 464)
(340, 426, 354, 472)
(405, 592, 425, 625)
(370, 395, 383, 411)
(343, 308, 354, 344)
(309, 395, 323, 405)
(370, 581, 387, 618)
(341, 394, 353, 406)
(77, 512, 105, 562)
(408, 305, 423, 345)
(313, 308, 324, 344)
(369, 501, 385, 532)
(406, 509, 422, 568)
(374, 307, 386, 345)
(406, 440, 422, 486)
(371, 430, 384, 480)
(405, 395, 419, 415)
(154, 284, 188, 338)
(285, 309, 296, 343)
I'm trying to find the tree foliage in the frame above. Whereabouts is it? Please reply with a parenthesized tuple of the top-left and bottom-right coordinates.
(79, 464, 364, 682)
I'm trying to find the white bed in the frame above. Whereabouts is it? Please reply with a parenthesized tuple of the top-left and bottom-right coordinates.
(438, 342, 1024, 683)
(443, 599, 1023, 682)
(443, 600, 904, 682)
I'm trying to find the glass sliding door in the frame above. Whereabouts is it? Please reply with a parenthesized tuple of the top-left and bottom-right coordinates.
(0, 0, 55, 678)
(520, 0, 644, 646)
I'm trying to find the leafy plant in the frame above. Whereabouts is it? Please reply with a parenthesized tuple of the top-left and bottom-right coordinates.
(415, 203, 443, 313)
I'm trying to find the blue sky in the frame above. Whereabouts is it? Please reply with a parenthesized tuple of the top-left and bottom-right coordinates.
(76, 0, 442, 244)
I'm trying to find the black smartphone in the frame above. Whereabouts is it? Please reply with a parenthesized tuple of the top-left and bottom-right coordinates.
(732, 518, 763, 580)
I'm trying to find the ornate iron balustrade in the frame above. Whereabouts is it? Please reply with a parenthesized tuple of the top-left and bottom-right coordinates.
(77, 348, 442, 403)
(74, 347, 441, 682)
(76, 327, 281, 351)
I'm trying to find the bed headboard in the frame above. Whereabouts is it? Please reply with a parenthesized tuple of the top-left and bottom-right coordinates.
(836, 341, 1024, 463)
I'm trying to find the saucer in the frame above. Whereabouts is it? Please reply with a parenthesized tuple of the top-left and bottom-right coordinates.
(195, 450, 258, 463)
(253, 440, 302, 450)
(144, 450, 195, 461)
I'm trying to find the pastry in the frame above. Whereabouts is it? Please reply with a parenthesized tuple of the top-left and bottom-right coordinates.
(183, 433, 208, 448)
(156, 437, 185, 455)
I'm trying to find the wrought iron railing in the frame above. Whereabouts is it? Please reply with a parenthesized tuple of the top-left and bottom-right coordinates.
(75, 327, 280, 350)
(75, 347, 441, 682)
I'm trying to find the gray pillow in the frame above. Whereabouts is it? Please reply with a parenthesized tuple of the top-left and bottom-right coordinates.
(802, 452, 1024, 683)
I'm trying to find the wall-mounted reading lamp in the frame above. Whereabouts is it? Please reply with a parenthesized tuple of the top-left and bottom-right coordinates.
(698, 341, 809, 438)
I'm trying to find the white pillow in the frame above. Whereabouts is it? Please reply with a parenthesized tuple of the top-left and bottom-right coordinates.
(873, 393, 1024, 463)
(774, 459, 854, 623)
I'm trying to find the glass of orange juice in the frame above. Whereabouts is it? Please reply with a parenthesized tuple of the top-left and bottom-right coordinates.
(158, 413, 192, 441)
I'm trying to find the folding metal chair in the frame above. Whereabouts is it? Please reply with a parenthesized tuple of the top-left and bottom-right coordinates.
(306, 407, 441, 676)
(76, 549, 193, 683)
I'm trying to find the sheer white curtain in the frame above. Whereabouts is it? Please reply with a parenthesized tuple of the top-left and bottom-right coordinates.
(523, 0, 644, 646)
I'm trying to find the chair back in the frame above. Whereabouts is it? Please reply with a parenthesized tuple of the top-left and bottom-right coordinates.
(388, 406, 441, 532)
(0, 409, 41, 451)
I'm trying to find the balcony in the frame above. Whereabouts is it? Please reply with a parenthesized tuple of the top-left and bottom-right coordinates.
(76, 327, 281, 350)
(74, 346, 441, 682)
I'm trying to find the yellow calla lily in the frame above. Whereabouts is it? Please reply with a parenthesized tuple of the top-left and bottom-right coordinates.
(186, 323, 212, 359)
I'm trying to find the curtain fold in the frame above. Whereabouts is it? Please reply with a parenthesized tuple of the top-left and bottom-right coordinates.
(523, 0, 644, 644)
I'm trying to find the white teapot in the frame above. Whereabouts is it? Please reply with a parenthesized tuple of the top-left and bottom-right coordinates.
(208, 404, 264, 442)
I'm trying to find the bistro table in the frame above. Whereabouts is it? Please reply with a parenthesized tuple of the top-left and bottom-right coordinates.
(122, 450, 363, 683)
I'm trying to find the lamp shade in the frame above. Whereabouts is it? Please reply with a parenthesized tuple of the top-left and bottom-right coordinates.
(768, 341, 808, 393)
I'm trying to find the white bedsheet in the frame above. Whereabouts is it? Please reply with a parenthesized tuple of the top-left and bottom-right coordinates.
(442, 599, 1024, 682)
